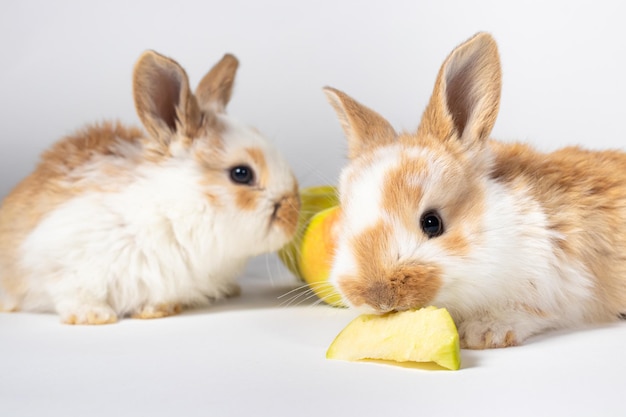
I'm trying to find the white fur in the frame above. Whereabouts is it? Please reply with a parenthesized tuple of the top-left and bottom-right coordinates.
(21, 158, 238, 315)
(338, 147, 392, 233)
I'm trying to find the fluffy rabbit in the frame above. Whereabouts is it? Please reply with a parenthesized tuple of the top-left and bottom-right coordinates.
(0, 51, 300, 324)
(323, 32, 626, 348)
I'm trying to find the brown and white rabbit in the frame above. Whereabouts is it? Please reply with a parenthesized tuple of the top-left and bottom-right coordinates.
(323, 32, 626, 349)
(0, 51, 300, 324)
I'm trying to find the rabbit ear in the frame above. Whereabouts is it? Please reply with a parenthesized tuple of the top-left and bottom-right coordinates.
(417, 32, 501, 147)
(195, 54, 239, 113)
(133, 51, 202, 145)
(323, 87, 397, 159)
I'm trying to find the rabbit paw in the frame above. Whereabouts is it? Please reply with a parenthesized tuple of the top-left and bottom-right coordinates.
(61, 304, 118, 325)
(0, 297, 19, 312)
(132, 303, 182, 319)
(458, 319, 518, 349)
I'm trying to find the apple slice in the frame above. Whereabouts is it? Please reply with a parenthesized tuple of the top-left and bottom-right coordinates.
(278, 185, 339, 279)
(298, 206, 344, 307)
(326, 306, 461, 370)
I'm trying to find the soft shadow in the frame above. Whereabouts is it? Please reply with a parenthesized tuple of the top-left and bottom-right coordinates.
(458, 349, 480, 369)
(523, 321, 626, 345)
(360, 359, 458, 372)
(178, 281, 325, 317)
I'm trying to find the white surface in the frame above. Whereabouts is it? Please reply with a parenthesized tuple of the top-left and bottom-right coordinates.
(2, 1, 626, 416)
(2, 274, 626, 417)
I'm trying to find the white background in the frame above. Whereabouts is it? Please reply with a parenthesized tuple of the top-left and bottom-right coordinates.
(2, 1, 626, 416)
(2, 0, 626, 199)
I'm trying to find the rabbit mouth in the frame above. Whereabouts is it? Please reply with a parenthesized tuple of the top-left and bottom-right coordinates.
(267, 193, 300, 237)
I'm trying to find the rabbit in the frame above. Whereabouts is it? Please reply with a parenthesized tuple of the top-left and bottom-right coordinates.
(323, 32, 626, 349)
(0, 50, 300, 324)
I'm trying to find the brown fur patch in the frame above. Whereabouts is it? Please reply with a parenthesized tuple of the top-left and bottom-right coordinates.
(381, 155, 427, 228)
(440, 231, 470, 256)
(245, 147, 269, 187)
(235, 188, 260, 211)
(41, 122, 145, 177)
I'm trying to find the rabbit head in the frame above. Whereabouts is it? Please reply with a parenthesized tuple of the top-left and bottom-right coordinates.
(324, 33, 502, 314)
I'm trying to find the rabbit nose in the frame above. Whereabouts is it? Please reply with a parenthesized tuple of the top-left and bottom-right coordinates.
(367, 281, 397, 313)
(271, 193, 300, 236)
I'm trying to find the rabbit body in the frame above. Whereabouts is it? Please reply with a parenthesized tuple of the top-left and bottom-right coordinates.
(324, 33, 626, 348)
(0, 52, 299, 324)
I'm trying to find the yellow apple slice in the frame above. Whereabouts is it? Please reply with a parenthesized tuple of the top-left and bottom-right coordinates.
(298, 206, 345, 307)
(326, 306, 461, 370)
(278, 185, 339, 278)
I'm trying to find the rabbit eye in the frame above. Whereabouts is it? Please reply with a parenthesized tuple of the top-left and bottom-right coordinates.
(420, 210, 444, 238)
(229, 165, 255, 185)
